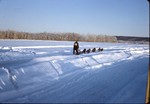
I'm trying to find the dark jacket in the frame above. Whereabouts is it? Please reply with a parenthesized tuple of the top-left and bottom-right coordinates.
(73, 41, 79, 50)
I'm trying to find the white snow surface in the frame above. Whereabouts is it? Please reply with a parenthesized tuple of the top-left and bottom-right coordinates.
(0, 40, 149, 103)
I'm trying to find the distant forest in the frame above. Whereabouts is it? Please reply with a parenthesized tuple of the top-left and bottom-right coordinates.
(0, 30, 149, 43)
(0, 30, 117, 42)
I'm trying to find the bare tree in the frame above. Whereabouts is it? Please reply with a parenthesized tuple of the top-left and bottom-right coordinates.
(0, 30, 118, 42)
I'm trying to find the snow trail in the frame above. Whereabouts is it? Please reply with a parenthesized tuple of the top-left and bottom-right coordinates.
(0, 40, 149, 103)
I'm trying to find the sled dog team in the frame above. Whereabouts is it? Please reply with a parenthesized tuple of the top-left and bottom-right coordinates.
(73, 41, 103, 55)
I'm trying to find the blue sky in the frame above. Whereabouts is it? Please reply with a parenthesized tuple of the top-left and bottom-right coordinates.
(0, 0, 149, 37)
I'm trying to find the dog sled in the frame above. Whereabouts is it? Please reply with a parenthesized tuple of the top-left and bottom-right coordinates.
(76, 47, 103, 55)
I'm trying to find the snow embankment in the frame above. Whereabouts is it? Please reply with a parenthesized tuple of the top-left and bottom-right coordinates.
(0, 41, 149, 103)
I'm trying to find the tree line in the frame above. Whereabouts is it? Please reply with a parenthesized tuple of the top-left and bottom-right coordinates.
(0, 30, 117, 42)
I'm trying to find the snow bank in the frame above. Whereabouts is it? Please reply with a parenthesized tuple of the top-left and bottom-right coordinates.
(0, 40, 149, 103)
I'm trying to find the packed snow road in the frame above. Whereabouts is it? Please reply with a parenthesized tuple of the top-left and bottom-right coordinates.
(0, 40, 149, 103)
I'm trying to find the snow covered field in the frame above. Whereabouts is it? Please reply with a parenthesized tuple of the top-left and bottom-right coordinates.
(0, 40, 149, 103)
